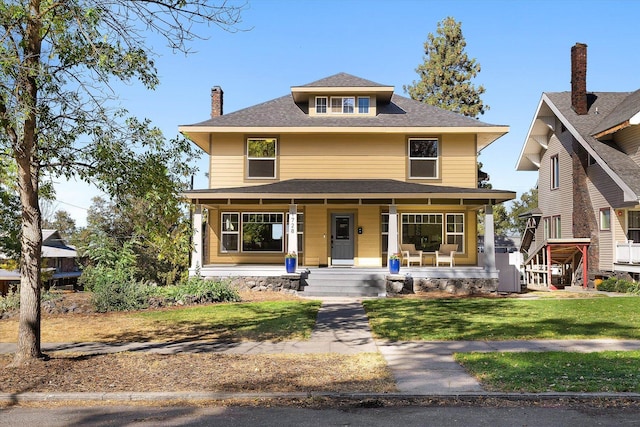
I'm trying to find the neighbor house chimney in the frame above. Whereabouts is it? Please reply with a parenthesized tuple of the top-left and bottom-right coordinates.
(211, 86, 223, 117)
(571, 43, 588, 115)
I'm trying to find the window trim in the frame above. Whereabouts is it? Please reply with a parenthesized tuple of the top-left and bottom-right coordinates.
(408, 138, 439, 179)
(600, 208, 611, 231)
(551, 155, 560, 190)
(220, 212, 240, 253)
(246, 138, 277, 179)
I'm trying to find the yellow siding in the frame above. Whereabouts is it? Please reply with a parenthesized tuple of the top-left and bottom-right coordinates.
(354, 206, 382, 266)
(207, 133, 480, 188)
(304, 205, 329, 265)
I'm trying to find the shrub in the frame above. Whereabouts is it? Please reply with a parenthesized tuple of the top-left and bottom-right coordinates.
(86, 265, 154, 312)
(158, 276, 240, 305)
(597, 278, 640, 294)
(0, 285, 62, 314)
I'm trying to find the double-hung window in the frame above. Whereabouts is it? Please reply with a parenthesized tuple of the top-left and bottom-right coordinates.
(408, 138, 438, 179)
(552, 215, 561, 238)
(628, 211, 640, 243)
(445, 214, 464, 252)
(315, 97, 327, 114)
(247, 138, 277, 179)
(330, 96, 355, 114)
(221, 213, 240, 252)
(358, 97, 370, 114)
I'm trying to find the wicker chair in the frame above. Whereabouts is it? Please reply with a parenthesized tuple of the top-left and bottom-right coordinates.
(400, 244, 423, 267)
(435, 244, 458, 267)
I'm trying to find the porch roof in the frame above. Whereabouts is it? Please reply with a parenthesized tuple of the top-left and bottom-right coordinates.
(183, 179, 516, 206)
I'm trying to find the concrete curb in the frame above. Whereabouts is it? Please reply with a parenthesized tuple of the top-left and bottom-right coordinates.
(2, 391, 640, 404)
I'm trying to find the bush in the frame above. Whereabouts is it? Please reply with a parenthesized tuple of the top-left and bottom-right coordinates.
(0, 285, 62, 314)
(158, 276, 240, 305)
(597, 278, 640, 294)
(85, 265, 154, 312)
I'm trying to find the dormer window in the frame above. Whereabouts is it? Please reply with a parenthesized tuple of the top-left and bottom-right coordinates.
(331, 97, 355, 114)
(358, 97, 370, 113)
(315, 96, 327, 114)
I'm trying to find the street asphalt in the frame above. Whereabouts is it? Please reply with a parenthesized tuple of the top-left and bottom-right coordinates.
(2, 298, 640, 404)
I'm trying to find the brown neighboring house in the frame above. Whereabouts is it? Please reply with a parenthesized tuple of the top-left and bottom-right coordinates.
(517, 43, 640, 289)
(0, 229, 81, 295)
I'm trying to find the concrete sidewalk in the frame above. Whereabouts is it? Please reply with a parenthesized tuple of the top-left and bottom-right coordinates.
(3, 300, 640, 397)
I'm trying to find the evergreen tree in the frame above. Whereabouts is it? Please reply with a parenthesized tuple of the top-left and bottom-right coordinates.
(404, 16, 488, 118)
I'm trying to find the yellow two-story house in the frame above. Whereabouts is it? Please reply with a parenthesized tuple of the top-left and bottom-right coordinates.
(180, 73, 514, 282)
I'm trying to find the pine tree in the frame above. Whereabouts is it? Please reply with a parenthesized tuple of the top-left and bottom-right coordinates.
(404, 17, 488, 117)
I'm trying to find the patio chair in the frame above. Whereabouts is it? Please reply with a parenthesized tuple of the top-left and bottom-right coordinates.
(400, 244, 423, 267)
(435, 243, 458, 267)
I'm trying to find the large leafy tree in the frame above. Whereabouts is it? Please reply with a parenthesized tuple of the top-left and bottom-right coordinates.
(510, 188, 538, 236)
(404, 16, 488, 118)
(0, 0, 244, 365)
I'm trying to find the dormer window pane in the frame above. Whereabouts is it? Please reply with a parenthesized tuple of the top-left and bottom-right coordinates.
(330, 97, 355, 114)
(358, 97, 369, 113)
(316, 97, 327, 114)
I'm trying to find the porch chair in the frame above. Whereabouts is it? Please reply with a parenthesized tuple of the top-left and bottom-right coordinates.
(400, 244, 423, 267)
(435, 243, 458, 267)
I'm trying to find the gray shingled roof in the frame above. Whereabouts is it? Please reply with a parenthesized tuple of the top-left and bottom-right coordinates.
(591, 88, 640, 136)
(185, 179, 514, 200)
(187, 93, 501, 129)
(295, 72, 389, 88)
(545, 91, 640, 197)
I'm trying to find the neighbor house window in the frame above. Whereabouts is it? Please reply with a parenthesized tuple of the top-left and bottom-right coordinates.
(551, 155, 559, 189)
(401, 213, 443, 252)
(247, 138, 277, 179)
(221, 212, 240, 252)
(600, 208, 611, 231)
(315, 97, 327, 114)
(445, 214, 464, 252)
(552, 215, 561, 238)
(330, 96, 355, 114)
(409, 138, 438, 178)
(543, 217, 550, 240)
(358, 97, 370, 114)
(628, 211, 640, 243)
(242, 213, 284, 252)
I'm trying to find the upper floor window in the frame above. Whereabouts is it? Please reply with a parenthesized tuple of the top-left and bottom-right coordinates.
(315, 97, 327, 114)
(408, 138, 438, 179)
(247, 138, 277, 179)
(552, 215, 561, 238)
(358, 97, 370, 114)
(600, 208, 611, 231)
(330, 96, 355, 114)
(551, 155, 559, 189)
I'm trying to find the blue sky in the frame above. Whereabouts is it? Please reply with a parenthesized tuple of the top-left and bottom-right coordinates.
(53, 0, 640, 226)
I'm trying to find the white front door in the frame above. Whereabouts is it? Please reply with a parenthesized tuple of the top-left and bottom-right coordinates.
(331, 214, 354, 266)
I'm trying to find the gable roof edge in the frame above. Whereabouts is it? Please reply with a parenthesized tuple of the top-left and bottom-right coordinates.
(544, 94, 640, 203)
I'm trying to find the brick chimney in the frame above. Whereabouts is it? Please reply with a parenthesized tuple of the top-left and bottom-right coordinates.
(571, 43, 588, 115)
(211, 86, 223, 117)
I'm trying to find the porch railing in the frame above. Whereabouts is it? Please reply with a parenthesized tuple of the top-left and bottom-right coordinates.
(615, 241, 640, 264)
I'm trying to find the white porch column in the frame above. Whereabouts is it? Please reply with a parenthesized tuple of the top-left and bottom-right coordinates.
(484, 204, 496, 271)
(287, 204, 298, 256)
(190, 204, 203, 274)
(388, 205, 399, 258)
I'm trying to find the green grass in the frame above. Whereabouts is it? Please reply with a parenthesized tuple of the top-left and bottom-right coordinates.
(455, 351, 640, 392)
(136, 300, 322, 341)
(363, 297, 640, 341)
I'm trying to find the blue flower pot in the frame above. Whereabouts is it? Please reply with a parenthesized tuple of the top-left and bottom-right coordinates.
(389, 258, 400, 274)
(285, 257, 296, 273)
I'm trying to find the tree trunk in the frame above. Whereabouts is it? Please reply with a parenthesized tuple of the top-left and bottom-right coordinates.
(11, 0, 44, 366)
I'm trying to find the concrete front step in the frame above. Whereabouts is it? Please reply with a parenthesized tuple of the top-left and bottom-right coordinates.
(302, 274, 386, 297)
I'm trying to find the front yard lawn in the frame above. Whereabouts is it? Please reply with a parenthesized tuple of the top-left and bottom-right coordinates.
(0, 299, 321, 343)
(363, 297, 640, 341)
(456, 350, 640, 393)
